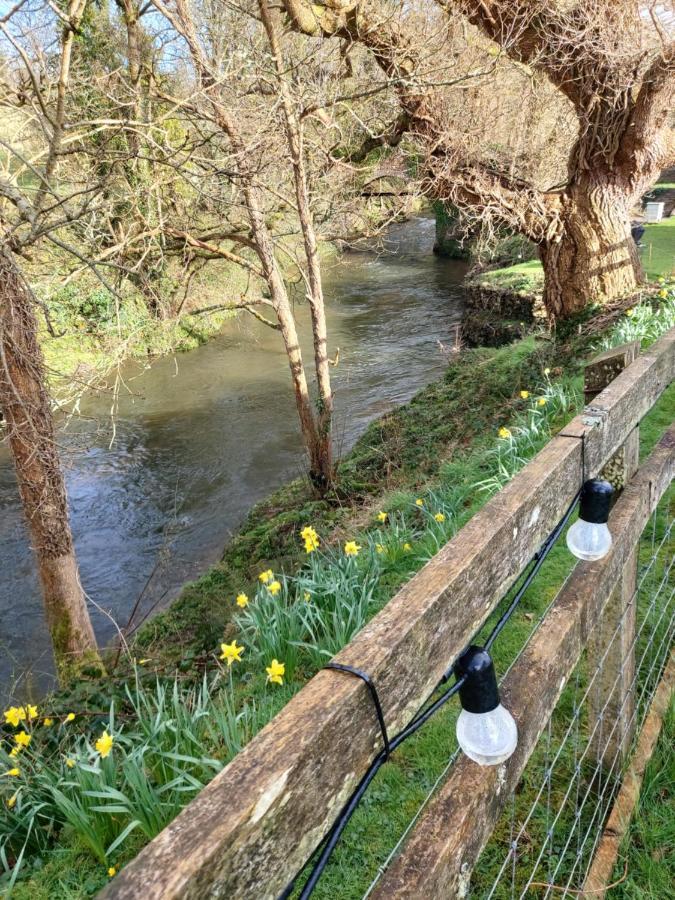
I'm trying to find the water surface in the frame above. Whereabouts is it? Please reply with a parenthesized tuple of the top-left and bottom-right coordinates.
(0, 217, 467, 695)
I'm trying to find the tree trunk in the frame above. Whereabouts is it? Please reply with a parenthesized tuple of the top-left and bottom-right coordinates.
(0, 248, 103, 683)
(540, 180, 644, 320)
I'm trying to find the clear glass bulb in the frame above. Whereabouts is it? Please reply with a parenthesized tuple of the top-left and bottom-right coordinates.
(456, 704, 518, 766)
(566, 518, 612, 561)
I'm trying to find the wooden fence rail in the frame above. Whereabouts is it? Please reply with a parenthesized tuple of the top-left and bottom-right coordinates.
(102, 329, 675, 900)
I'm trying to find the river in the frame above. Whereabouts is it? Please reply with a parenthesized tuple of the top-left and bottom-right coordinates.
(0, 217, 467, 696)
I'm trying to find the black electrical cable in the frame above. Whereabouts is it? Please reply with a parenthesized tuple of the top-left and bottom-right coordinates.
(281, 485, 584, 900)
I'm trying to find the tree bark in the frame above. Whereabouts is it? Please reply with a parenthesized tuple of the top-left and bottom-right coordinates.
(539, 179, 643, 319)
(0, 248, 103, 683)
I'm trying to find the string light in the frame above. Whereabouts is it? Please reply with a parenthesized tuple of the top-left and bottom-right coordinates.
(455, 646, 518, 767)
(566, 479, 614, 561)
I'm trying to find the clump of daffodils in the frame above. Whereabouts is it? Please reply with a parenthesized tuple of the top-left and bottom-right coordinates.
(300, 525, 320, 554)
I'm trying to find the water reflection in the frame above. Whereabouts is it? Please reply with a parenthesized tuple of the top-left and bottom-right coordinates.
(0, 217, 467, 695)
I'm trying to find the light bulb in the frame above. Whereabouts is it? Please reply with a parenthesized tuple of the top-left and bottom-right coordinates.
(454, 646, 518, 767)
(456, 705, 518, 766)
(567, 479, 614, 561)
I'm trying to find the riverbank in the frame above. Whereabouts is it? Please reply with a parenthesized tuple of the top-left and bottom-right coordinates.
(2, 281, 673, 897)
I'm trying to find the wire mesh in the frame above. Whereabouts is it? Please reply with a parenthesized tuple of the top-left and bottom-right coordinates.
(471, 486, 674, 899)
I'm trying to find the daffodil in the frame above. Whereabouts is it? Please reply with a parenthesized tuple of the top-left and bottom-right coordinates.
(375, 543, 385, 554)
(498, 427, 512, 439)
(236, 592, 249, 608)
(26, 705, 37, 720)
(3, 707, 24, 728)
(266, 659, 285, 685)
(65, 713, 75, 723)
(95, 730, 114, 759)
(344, 540, 361, 556)
(14, 732, 31, 748)
(139, 659, 151, 665)
(6, 793, 17, 809)
(65, 758, 76, 768)
(43, 718, 54, 727)
(415, 498, 425, 507)
(303, 591, 311, 602)
(403, 542, 412, 551)
(258, 569, 273, 584)
(220, 640, 245, 666)
(3, 769, 20, 777)
(376, 511, 387, 523)
(519, 390, 530, 400)
(9, 747, 19, 758)
(658, 289, 667, 299)
(108, 866, 117, 877)
(300, 525, 320, 553)
(434, 512, 446, 523)
(268, 580, 282, 595)
(537, 397, 547, 407)
(626, 307, 635, 316)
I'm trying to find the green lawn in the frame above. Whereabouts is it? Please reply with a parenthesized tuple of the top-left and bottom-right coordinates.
(642, 217, 675, 281)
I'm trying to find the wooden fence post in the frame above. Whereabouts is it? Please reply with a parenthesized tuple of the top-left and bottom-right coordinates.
(584, 341, 641, 769)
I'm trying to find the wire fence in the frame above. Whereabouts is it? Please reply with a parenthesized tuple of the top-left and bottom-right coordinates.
(471, 486, 674, 899)
(335, 486, 674, 900)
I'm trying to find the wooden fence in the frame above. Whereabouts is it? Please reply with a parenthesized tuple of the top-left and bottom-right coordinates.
(102, 328, 675, 900)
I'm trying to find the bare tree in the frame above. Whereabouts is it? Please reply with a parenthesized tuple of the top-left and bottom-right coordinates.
(0, 0, 104, 681)
(152, 0, 337, 490)
(282, 0, 674, 318)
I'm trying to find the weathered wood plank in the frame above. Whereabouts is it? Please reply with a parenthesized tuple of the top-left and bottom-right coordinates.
(370, 427, 675, 899)
(102, 330, 675, 900)
(581, 649, 675, 898)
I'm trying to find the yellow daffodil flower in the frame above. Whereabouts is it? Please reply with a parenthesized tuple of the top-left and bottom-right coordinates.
(303, 591, 311, 602)
(344, 540, 361, 556)
(258, 569, 273, 584)
(519, 390, 530, 399)
(236, 592, 249, 608)
(95, 730, 114, 759)
(14, 732, 31, 748)
(537, 397, 547, 407)
(43, 718, 54, 727)
(300, 525, 320, 553)
(376, 511, 387, 522)
(268, 580, 282, 595)
(3, 707, 24, 728)
(6, 793, 17, 809)
(658, 289, 667, 299)
(403, 542, 412, 551)
(65, 713, 75, 723)
(66, 758, 76, 768)
(266, 659, 285, 685)
(375, 543, 385, 554)
(220, 640, 245, 666)
(415, 498, 425, 507)
(434, 512, 446, 523)
(9, 747, 19, 758)
(26, 705, 38, 720)
(498, 427, 512, 439)
(3, 769, 20, 777)
(108, 866, 117, 877)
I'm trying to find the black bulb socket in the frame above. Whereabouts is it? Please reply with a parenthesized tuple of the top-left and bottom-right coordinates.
(579, 479, 614, 525)
(455, 645, 500, 714)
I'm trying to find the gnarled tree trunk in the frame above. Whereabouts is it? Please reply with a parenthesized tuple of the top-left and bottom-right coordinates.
(539, 179, 644, 319)
(0, 248, 103, 683)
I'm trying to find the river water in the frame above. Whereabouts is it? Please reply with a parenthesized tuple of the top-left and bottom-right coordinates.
(0, 217, 467, 696)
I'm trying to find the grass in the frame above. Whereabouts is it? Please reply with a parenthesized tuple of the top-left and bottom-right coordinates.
(3, 284, 673, 896)
(641, 217, 675, 281)
(471, 258, 544, 295)
(611, 699, 675, 900)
